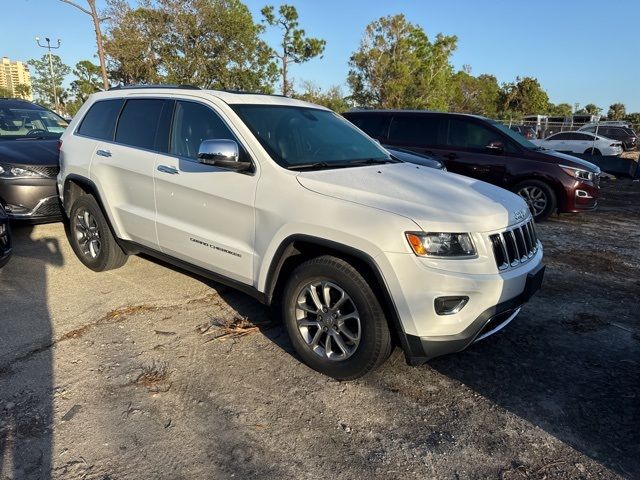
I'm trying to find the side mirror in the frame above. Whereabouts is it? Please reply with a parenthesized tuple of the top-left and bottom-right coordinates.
(197, 139, 251, 171)
(486, 140, 504, 153)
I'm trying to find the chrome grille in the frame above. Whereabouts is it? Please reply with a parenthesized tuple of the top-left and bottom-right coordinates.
(489, 219, 539, 270)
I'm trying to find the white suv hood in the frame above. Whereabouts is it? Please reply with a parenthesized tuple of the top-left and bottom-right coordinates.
(297, 163, 529, 233)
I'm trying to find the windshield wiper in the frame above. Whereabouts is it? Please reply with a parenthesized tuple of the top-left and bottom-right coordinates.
(287, 161, 353, 171)
(349, 157, 400, 165)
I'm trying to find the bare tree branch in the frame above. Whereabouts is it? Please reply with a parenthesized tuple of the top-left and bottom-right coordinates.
(58, 0, 91, 16)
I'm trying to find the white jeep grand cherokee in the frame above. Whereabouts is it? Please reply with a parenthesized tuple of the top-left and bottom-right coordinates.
(58, 86, 544, 380)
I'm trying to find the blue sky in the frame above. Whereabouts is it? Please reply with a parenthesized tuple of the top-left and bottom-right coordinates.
(3, 0, 639, 112)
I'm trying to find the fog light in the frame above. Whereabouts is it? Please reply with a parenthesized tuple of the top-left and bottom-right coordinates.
(575, 190, 592, 198)
(434, 296, 469, 315)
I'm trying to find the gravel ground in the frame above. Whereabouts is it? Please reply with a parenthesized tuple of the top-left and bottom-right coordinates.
(0, 179, 638, 479)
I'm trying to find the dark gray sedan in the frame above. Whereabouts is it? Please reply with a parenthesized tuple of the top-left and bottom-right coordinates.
(0, 99, 67, 223)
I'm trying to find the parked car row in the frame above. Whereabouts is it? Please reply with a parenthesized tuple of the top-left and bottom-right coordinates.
(342, 110, 600, 221)
(532, 131, 623, 156)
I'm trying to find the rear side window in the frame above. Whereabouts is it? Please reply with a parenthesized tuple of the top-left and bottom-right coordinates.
(115, 99, 166, 150)
(77, 99, 124, 140)
(388, 114, 441, 146)
(346, 114, 390, 139)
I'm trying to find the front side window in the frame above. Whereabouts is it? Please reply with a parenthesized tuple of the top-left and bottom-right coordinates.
(388, 115, 441, 146)
(447, 118, 500, 149)
(77, 99, 123, 140)
(170, 101, 236, 159)
(231, 105, 389, 168)
(115, 99, 165, 150)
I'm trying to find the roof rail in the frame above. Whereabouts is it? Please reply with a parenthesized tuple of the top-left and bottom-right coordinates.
(108, 84, 201, 91)
(218, 89, 287, 97)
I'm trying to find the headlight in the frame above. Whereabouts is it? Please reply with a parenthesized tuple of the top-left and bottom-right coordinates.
(560, 165, 594, 182)
(0, 164, 44, 178)
(405, 232, 476, 258)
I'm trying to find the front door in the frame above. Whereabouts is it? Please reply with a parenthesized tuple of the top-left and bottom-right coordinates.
(435, 117, 508, 186)
(154, 100, 257, 285)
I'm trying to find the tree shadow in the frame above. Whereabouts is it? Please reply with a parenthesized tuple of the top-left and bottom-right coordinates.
(0, 224, 63, 479)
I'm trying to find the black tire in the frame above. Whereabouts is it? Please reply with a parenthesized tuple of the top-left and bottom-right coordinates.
(67, 194, 127, 272)
(583, 148, 601, 156)
(514, 179, 557, 222)
(282, 255, 392, 380)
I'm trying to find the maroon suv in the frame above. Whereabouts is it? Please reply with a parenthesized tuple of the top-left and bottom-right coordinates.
(343, 110, 600, 221)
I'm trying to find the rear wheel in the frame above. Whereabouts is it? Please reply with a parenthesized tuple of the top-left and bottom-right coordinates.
(67, 194, 128, 272)
(515, 179, 557, 221)
(282, 255, 392, 380)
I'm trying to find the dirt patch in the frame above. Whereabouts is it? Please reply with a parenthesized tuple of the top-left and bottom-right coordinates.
(563, 313, 610, 333)
(551, 248, 639, 275)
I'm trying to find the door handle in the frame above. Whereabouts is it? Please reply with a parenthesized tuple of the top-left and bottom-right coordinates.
(96, 149, 111, 157)
(157, 165, 179, 175)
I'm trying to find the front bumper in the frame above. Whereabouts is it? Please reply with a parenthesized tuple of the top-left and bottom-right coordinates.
(562, 179, 599, 212)
(0, 178, 62, 222)
(404, 263, 545, 363)
(378, 243, 544, 364)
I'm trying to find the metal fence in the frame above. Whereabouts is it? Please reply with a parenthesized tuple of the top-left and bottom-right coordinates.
(495, 118, 640, 139)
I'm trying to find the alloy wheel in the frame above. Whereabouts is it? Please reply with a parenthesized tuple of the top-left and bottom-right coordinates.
(75, 208, 101, 259)
(294, 281, 361, 361)
(518, 186, 548, 217)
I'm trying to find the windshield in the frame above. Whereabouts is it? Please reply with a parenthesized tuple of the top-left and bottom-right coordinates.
(231, 105, 391, 168)
(490, 120, 539, 150)
(0, 101, 68, 139)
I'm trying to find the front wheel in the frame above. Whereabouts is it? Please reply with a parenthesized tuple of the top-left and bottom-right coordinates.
(282, 255, 392, 380)
(583, 148, 601, 156)
(515, 179, 557, 221)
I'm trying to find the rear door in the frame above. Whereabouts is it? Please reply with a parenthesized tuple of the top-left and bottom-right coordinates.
(153, 99, 257, 285)
(90, 98, 169, 248)
(562, 132, 591, 153)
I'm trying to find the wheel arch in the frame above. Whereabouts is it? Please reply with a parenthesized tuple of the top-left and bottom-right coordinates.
(510, 174, 565, 212)
(263, 234, 415, 360)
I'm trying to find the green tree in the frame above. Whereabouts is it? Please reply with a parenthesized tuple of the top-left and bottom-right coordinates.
(294, 81, 349, 112)
(70, 60, 103, 101)
(499, 77, 549, 116)
(347, 14, 457, 110)
(548, 103, 573, 117)
(449, 70, 500, 116)
(261, 4, 326, 96)
(105, 0, 278, 91)
(14, 83, 32, 99)
(27, 54, 71, 110)
(584, 103, 601, 115)
(607, 103, 626, 120)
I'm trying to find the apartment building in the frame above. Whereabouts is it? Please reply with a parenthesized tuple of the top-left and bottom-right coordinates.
(0, 57, 33, 100)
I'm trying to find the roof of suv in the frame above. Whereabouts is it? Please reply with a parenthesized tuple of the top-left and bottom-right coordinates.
(89, 87, 326, 109)
(345, 109, 489, 120)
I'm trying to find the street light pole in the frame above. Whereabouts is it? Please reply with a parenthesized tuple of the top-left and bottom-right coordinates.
(35, 36, 62, 113)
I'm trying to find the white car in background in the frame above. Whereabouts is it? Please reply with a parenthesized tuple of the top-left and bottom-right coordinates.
(532, 131, 623, 156)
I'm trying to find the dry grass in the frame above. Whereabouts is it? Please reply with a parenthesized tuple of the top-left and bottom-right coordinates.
(131, 361, 171, 392)
(197, 314, 263, 342)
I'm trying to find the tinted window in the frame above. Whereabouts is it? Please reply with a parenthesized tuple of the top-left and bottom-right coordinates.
(573, 133, 593, 140)
(388, 115, 441, 145)
(447, 118, 500, 149)
(77, 99, 123, 140)
(170, 101, 237, 159)
(115, 99, 165, 150)
(346, 114, 390, 139)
